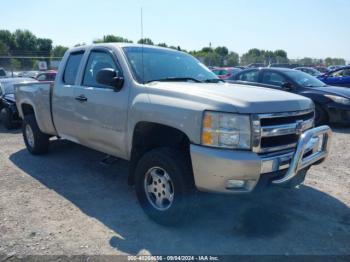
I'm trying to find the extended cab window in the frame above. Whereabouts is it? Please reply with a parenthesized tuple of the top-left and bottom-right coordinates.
(82, 51, 120, 88)
(238, 70, 259, 82)
(262, 71, 287, 87)
(63, 52, 84, 85)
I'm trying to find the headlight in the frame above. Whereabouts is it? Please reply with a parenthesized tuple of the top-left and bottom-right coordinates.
(201, 111, 251, 149)
(325, 95, 350, 105)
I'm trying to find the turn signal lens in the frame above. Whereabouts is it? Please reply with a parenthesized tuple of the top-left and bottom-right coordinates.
(201, 131, 213, 145)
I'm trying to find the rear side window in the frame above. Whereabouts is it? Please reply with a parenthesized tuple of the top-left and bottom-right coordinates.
(262, 71, 287, 87)
(237, 70, 259, 82)
(63, 52, 84, 85)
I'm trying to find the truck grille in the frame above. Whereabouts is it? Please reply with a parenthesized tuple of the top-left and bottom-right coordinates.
(252, 109, 314, 154)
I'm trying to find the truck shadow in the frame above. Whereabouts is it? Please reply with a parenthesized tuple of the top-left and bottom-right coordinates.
(9, 140, 350, 255)
(0, 125, 21, 134)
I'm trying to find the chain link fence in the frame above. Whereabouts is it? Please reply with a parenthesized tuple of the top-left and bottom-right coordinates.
(0, 53, 62, 77)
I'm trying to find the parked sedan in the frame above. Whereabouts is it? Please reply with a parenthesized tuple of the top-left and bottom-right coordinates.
(0, 77, 37, 129)
(314, 66, 328, 74)
(318, 66, 350, 88)
(212, 67, 242, 80)
(295, 67, 322, 77)
(0, 68, 7, 78)
(230, 68, 350, 125)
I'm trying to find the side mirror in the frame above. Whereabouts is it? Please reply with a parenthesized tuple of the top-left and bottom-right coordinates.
(281, 82, 294, 91)
(96, 68, 124, 91)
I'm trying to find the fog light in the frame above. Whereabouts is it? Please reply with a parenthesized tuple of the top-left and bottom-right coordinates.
(226, 179, 245, 189)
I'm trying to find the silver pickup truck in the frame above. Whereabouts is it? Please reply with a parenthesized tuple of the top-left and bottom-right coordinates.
(15, 43, 332, 225)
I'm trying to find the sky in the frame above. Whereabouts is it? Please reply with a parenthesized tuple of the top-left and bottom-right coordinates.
(1, 0, 349, 61)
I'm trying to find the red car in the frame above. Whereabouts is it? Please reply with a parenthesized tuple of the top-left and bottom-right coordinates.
(212, 67, 242, 80)
(35, 70, 57, 81)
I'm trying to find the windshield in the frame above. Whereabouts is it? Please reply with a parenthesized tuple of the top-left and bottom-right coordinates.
(123, 47, 218, 83)
(284, 70, 327, 87)
(306, 68, 322, 76)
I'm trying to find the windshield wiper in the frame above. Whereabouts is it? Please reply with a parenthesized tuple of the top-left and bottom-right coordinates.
(203, 78, 224, 83)
(146, 77, 202, 83)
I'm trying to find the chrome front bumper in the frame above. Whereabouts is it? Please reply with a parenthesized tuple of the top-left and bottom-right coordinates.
(271, 125, 331, 184)
(190, 125, 332, 193)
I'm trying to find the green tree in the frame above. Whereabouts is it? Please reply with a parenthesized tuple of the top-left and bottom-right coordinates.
(0, 30, 16, 50)
(214, 46, 229, 57)
(274, 49, 287, 58)
(94, 35, 133, 43)
(157, 43, 168, 47)
(13, 30, 38, 69)
(332, 58, 346, 65)
(51, 45, 68, 57)
(0, 40, 9, 55)
(204, 52, 221, 66)
(201, 47, 213, 53)
(299, 57, 314, 66)
(14, 29, 37, 52)
(226, 52, 239, 66)
(37, 38, 52, 53)
(10, 58, 21, 70)
(137, 38, 154, 45)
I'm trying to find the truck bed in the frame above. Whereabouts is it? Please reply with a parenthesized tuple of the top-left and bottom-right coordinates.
(15, 82, 57, 136)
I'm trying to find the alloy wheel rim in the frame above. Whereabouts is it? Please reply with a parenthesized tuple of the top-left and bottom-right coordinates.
(25, 125, 35, 148)
(144, 167, 175, 211)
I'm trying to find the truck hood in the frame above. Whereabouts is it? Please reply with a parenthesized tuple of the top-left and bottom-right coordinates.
(147, 82, 313, 114)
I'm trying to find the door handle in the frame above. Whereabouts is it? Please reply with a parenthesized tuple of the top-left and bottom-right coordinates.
(75, 95, 88, 102)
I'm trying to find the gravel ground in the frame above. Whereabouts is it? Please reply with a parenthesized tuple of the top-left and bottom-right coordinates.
(0, 125, 349, 256)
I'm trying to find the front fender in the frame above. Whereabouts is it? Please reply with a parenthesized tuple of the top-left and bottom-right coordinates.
(126, 93, 204, 158)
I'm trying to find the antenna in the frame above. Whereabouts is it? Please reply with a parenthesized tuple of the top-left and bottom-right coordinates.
(141, 6, 145, 84)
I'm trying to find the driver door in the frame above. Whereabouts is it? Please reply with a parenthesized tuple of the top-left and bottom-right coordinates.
(73, 48, 129, 159)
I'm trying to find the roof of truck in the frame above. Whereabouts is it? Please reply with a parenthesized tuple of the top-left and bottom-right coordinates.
(68, 43, 182, 53)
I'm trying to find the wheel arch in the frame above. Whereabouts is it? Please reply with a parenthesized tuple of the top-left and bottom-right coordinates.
(128, 121, 192, 185)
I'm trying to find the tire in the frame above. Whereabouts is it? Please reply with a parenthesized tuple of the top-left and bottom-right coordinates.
(0, 108, 15, 129)
(134, 147, 197, 226)
(315, 104, 328, 126)
(22, 114, 49, 155)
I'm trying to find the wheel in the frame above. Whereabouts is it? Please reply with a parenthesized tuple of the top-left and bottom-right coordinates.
(0, 107, 16, 129)
(22, 115, 49, 155)
(315, 104, 328, 126)
(134, 147, 196, 226)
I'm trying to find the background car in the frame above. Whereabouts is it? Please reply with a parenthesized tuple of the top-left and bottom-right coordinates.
(295, 67, 322, 77)
(314, 66, 328, 74)
(229, 68, 350, 125)
(0, 68, 7, 78)
(318, 66, 350, 88)
(327, 65, 342, 71)
(269, 63, 300, 69)
(212, 67, 242, 80)
(35, 70, 57, 81)
(0, 77, 37, 129)
(246, 63, 265, 68)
